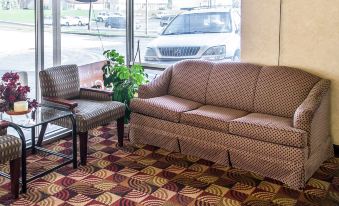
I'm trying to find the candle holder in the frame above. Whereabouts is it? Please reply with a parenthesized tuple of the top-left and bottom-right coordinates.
(5, 109, 32, 116)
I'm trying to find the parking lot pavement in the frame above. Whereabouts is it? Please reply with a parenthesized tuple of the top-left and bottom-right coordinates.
(0, 22, 155, 71)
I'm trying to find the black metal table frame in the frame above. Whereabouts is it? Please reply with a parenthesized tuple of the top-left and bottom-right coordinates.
(0, 106, 77, 193)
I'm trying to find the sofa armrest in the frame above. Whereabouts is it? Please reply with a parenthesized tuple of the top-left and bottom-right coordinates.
(43, 97, 78, 111)
(137, 66, 173, 99)
(293, 79, 330, 133)
(79, 87, 113, 101)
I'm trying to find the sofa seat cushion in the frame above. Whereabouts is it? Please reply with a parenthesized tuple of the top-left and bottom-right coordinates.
(229, 113, 308, 148)
(130, 95, 202, 122)
(180, 105, 248, 133)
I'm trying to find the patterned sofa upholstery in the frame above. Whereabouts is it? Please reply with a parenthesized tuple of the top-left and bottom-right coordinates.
(129, 60, 333, 189)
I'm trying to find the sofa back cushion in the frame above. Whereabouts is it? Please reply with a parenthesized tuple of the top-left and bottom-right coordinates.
(254, 66, 320, 118)
(206, 63, 262, 111)
(168, 60, 214, 104)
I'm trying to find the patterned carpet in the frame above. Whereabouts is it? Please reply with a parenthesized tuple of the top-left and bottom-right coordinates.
(0, 124, 339, 206)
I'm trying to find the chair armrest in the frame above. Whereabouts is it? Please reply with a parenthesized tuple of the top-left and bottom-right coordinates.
(0, 120, 9, 129)
(43, 97, 78, 110)
(138, 66, 173, 99)
(79, 87, 113, 101)
(293, 79, 330, 133)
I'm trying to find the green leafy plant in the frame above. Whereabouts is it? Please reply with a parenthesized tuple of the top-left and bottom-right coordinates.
(102, 49, 148, 122)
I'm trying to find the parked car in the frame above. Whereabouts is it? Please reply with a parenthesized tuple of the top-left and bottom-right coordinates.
(74, 16, 89, 26)
(144, 8, 240, 63)
(160, 15, 176, 27)
(155, 10, 177, 19)
(60, 16, 78, 26)
(105, 16, 126, 29)
(96, 11, 122, 22)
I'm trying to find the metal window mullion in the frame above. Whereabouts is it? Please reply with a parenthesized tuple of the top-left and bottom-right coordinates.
(33, 0, 44, 142)
(126, 0, 134, 66)
(52, 0, 61, 66)
(35, 0, 44, 102)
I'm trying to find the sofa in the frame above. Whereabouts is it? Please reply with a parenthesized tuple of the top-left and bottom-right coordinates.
(129, 60, 333, 189)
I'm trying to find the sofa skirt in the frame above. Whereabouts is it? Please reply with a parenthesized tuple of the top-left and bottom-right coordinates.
(129, 113, 333, 189)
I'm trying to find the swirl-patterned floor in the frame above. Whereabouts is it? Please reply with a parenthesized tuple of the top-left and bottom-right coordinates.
(0, 124, 339, 206)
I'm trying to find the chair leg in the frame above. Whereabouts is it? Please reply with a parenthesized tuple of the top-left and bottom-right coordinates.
(79, 131, 88, 166)
(117, 117, 124, 147)
(10, 158, 20, 199)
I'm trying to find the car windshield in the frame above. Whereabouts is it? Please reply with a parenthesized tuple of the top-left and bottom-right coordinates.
(163, 12, 232, 35)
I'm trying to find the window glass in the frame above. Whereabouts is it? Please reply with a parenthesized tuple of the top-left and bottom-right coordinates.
(0, 4, 37, 138)
(0, 5, 36, 98)
(134, 0, 241, 68)
(59, 1, 127, 65)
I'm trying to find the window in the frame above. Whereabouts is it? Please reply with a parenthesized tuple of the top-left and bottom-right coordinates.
(59, 1, 127, 66)
(134, 0, 241, 69)
(0, 4, 37, 139)
(0, 5, 36, 98)
(0, 0, 241, 139)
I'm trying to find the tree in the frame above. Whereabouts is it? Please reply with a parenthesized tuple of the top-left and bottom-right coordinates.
(18, 0, 30, 9)
(167, 0, 172, 9)
(232, 0, 240, 8)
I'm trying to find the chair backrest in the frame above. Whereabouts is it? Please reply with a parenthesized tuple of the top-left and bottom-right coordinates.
(39, 64, 80, 99)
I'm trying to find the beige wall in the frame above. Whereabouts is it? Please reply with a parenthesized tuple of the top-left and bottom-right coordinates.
(241, 0, 281, 65)
(241, 0, 339, 144)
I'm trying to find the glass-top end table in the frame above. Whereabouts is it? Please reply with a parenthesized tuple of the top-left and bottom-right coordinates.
(0, 104, 77, 193)
(1, 105, 73, 129)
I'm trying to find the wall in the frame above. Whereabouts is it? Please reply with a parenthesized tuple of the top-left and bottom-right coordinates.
(241, 0, 339, 144)
(241, 0, 281, 65)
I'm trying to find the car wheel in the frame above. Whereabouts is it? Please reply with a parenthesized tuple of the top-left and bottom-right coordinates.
(66, 22, 70, 26)
(99, 17, 103, 22)
(78, 21, 82, 26)
(232, 50, 240, 62)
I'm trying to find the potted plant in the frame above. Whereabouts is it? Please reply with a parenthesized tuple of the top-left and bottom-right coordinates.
(102, 49, 148, 122)
(0, 72, 38, 114)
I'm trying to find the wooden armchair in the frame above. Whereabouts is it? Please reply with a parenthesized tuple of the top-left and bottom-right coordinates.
(39, 64, 125, 165)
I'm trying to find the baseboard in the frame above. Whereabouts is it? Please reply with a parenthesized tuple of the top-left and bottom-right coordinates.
(334, 144, 339, 157)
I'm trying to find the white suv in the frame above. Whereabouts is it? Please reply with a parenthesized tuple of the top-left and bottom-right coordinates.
(144, 8, 240, 64)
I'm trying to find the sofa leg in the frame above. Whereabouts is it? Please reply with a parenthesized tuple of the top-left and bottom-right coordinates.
(10, 158, 20, 199)
(117, 117, 124, 147)
(79, 132, 88, 166)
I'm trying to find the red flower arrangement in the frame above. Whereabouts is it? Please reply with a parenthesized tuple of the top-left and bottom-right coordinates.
(0, 72, 38, 112)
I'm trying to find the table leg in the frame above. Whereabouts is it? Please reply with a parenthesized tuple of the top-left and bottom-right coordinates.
(31, 127, 36, 154)
(37, 123, 48, 147)
(70, 115, 77, 169)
